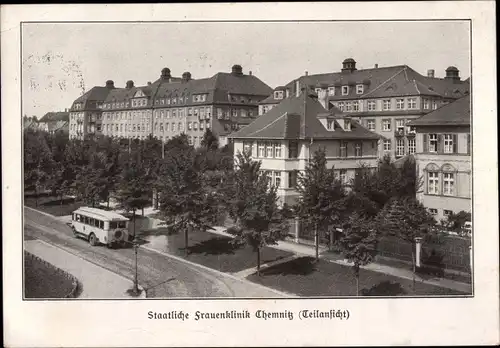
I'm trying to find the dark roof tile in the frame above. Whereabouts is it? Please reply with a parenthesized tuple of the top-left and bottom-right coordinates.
(408, 95, 470, 126)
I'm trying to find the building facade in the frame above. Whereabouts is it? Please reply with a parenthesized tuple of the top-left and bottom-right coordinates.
(259, 58, 470, 160)
(68, 65, 272, 145)
(230, 91, 380, 206)
(409, 95, 471, 222)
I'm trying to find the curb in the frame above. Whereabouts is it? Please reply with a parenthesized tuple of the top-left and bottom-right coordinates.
(140, 245, 293, 298)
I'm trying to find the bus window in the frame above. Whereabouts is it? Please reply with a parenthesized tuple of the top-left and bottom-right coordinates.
(76, 214, 80, 222)
(109, 222, 117, 229)
(84, 216, 88, 224)
(94, 219, 100, 227)
(118, 221, 127, 229)
(99, 221, 104, 229)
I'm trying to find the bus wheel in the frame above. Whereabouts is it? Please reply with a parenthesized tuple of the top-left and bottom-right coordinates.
(72, 226, 78, 237)
(89, 233, 97, 246)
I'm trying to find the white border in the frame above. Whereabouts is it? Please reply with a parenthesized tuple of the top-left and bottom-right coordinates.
(2, 2, 498, 346)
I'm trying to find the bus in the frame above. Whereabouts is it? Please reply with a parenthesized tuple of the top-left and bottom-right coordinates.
(70, 207, 130, 248)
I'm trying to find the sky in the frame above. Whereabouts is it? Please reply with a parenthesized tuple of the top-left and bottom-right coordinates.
(22, 21, 470, 118)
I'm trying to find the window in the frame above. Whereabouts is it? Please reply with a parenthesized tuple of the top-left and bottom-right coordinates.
(193, 122, 198, 131)
(188, 136, 193, 145)
(288, 141, 298, 158)
(288, 171, 298, 188)
(232, 109, 238, 117)
(340, 141, 347, 157)
(344, 119, 351, 130)
(444, 209, 453, 217)
(241, 109, 247, 118)
(432, 100, 438, 109)
(443, 173, 454, 196)
(328, 87, 335, 96)
(274, 143, 282, 158)
(274, 171, 282, 188)
(172, 109, 177, 118)
(199, 122, 204, 130)
(352, 101, 359, 111)
(429, 208, 438, 215)
(383, 139, 391, 151)
(367, 100, 376, 111)
(187, 122, 192, 130)
(258, 142, 265, 157)
(367, 119, 375, 131)
(327, 119, 334, 130)
(338, 102, 345, 111)
(356, 84, 364, 94)
(345, 102, 352, 112)
(243, 141, 253, 156)
(266, 142, 274, 158)
(423, 98, 430, 109)
(429, 134, 438, 152)
(206, 122, 210, 129)
(444, 134, 453, 153)
(200, 108, 205, 118)
(408, 98, 417, 109)
(342, 86, 349, 95)
(396, 98, 405, 110)
(408, 138, 416, 154)
(193, 136, 198, 146)
(396, 138, 405, 156)
(274, 91, 284, 99)
(160, 123, 164, 132)
(383, 99, 391, 110)
(165, 123, 170, 132)
(217, 108, 222, 119)
(188, 108, 193, 117)
(382, 119, 391, 131)
(427, 172, 440, 194)
(354, 142, 362, 157)
(178, 122, 183, 131)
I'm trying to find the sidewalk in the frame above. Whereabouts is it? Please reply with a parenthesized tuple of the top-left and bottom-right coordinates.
(24, 239, 145, 299)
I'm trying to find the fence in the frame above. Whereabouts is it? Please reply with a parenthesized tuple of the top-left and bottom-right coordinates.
(295, 218, 471, 273)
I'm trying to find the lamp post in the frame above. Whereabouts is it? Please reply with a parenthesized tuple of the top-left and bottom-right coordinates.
(132, 235, 140, 295)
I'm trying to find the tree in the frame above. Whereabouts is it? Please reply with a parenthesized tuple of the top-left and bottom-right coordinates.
(376, 196, 436, 290)
(339, 213, 378, 296)
(157, 146, 216, 256)
(200, 128, 219, 151)
(114, 155, 151, 239)
(225, 151, 290, 275)
(295, 148, 346, 261)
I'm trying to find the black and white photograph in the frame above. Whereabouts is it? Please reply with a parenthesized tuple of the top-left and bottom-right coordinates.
(3, 2, 498, 347)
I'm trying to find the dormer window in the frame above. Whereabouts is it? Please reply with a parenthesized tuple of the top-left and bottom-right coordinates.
(342, 86, 349, 95)
(356, 84, 364, 94)
(327, 119, 335, 130)
(328, 87, 335, 96)
(274, 91, 284, 100)
(344, 119, 351, 131)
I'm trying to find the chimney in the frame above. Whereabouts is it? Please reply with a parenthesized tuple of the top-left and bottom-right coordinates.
(445, 66, 460, 82)
(341, 58, 357, 73)
(182, 71, 192, 82)
(249, 70, 252, 76)
(231, 64, 243, 76)
(147, 81, 152, 86)
(126, 80, 134, 89)
(427, 69, 435, 78)
(105, 80, 114, 89)
(161, 67, 171, 80)
(305, 71, 309, 76)
(374, 64, 379, 69)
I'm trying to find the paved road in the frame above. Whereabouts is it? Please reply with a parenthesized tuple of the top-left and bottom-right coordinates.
(24, 208, 285, 298)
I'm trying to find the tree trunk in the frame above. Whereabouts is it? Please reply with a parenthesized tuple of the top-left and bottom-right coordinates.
(315, 223, 319, 262)
(184, 224, 190, 257)
(256, 247, 261, 276)
(356, 274, 360, 296)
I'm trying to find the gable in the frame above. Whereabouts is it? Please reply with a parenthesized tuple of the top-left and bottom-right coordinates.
(134, 89, 146, 98)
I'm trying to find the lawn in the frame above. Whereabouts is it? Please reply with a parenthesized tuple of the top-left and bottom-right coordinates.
(247, 256, 469, 297)
(24, 193, 83, 216)
(24, 251, 77, 298)
(139, 227, 293, 273)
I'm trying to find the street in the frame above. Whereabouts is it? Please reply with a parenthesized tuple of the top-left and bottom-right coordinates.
(24, 208, 285, 298)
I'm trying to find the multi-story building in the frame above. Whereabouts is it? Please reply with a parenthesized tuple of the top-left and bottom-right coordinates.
(230, 89, 380, 206)
(409, 95, 471, 222)
(259, 58, 470, 159)
(69, 65, 272, 145)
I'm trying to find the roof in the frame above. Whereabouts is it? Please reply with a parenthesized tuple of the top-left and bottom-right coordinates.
(74, 207, 129, 221)
(229, 92, 380, 140)
(408, 95, 470, 126)
(72, 86, 114, 109)
(47, 120, 69, 132)
(281, 64, 470, 101)
(39, 111, 69, 123)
